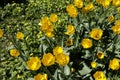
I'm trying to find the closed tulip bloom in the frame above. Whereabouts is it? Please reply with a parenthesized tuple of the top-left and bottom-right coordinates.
(90, 28, 103, 40)
(91, 61, 97, 68)
(53, 46, 64, 56)
(109, 58, 119, 70)
(93, 71, 106, 80)
(81, 38, 92, 49)
(10, 49, 20, 57)
(101, 0, 111, 8)
(74, 0, 83, 8)
(50, 13, 58, 22)
(16, 32, 24, 40)
(34, 73, 48, 80)
(42, 53, 55, 66)
(66, 4, 78, 18)
(112, 25, 120, 34)
(82, 3, 94, 13)
(55, 53, 70, 66)
(112, 0, 120, 6)
(85, 3, 94, 10)
(0, 29, 3, 38)
(27, 57, 41, 70)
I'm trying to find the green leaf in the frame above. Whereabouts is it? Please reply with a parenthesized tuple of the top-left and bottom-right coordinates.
(78, 63, 92, 76)
(64, 65, 70, 75)
(27, 78, 34, 80)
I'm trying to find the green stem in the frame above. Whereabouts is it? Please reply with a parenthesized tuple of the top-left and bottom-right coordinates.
(7, 32, 26, 61)
(112, 34, 118, 52)
(44, 67, 55, 80)
(46, 37, 53, 49)
(75, 33, 79, 47)
(61, 36, 64, 48)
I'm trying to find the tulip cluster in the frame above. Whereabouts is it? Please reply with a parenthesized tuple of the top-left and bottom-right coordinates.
(39, 14, 58, 38)
(1, 0, 120, 80)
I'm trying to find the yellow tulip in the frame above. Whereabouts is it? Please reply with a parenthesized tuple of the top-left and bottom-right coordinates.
(16, 32, 24, 40)
(81, 38, 92, 49)
(112, 25, 120, 34)
(66, 4, 78, 18)
(82, 3, 94, 13)
(53, 46, 64, 56)
(55, 53, 70, 66)
(109, 58, 119, 70)
(97, 51, 104, 59)
(101, 0, 111, 8)
(74, 0, 83, 8)
(27, 57, 41, 70)
(112, 0, 120, 6)
(90, 28, 103, 40)
(50, 13, 58, 22)
(10, 49, 20, 57)
(42, 53, 55, 66)
(66, 38, 73, 46)
(91, 61, 97, 68)
(93, 71, 107, 80)
(65, 24, 75, 35)
(40, 17, 53, 32)
(45, 32, 54, 38)
(34, 73, 48, 80)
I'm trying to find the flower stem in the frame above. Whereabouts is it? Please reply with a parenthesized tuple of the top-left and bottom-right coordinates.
(44, 67, 55, 80)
